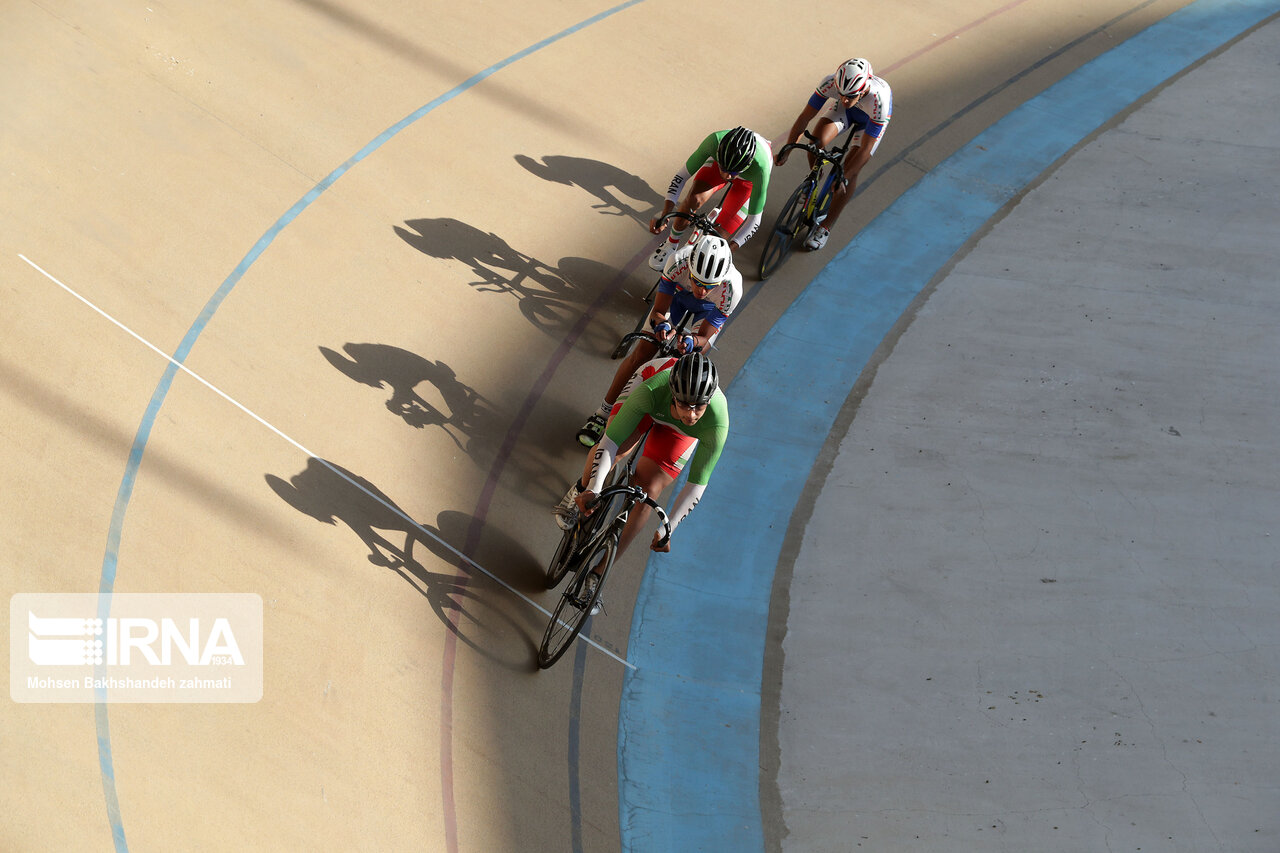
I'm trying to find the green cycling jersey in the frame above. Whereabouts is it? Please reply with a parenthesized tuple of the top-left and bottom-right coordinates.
(603, 370, 729, 487)
(685, 129, 773, 217)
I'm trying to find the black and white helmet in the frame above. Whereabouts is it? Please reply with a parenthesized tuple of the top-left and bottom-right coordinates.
(669, 352, 719, 407)
(715, 126, 757, 175)
(690, 235, 733, 286)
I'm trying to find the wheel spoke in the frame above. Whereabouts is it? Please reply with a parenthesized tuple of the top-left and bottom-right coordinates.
(538, 527, 619, 668)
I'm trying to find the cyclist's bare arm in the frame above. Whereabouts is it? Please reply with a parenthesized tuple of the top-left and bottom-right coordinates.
(648, 289, 677, 336)
(778, 103, 822, 165)
(680, 318, 720, 353)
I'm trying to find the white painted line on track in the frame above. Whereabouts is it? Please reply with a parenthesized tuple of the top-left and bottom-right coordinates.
(18, 252, 635, 671)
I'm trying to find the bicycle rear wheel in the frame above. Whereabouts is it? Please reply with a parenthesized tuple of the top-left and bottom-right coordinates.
(537, 527, 618, 669)
(757, 178, 814, 281)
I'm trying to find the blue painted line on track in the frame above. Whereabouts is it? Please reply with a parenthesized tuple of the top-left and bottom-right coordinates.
(88, 3, 647, 850)
(616, 0, 1280, 850)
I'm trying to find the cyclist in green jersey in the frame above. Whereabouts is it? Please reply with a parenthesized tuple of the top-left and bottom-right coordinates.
(554, 353, 728, 583)
(647, 126, 773, 270)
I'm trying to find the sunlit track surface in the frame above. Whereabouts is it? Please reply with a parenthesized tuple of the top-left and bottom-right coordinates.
(7, 0, 1267, 850)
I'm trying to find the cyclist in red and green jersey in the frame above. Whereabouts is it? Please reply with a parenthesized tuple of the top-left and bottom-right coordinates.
(554, 352, 728, 562)
(647, 126, 773, 270)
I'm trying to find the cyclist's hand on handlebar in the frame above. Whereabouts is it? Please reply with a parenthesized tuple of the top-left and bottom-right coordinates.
(678, 335, 696, 354)
(651, 319, 673, 341)
(650, 205, 675, 235)
(650, 531, 672, 553)
(574, 489, 597, 516)
(775, 148, 790, 167)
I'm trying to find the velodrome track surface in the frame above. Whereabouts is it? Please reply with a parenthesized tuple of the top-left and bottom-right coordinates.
(3, 1, 1276, 851)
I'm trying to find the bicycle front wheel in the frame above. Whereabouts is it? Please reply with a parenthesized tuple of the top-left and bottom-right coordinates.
(537, 528, 618, 669)
(757, 179, 815, 281)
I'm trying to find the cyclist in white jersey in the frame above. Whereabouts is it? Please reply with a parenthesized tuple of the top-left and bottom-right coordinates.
(576, 233, 741, 447)
(776, 58, 893, 251)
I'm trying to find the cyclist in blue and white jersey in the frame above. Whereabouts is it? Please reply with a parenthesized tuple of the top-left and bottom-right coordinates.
(775, 57, 892, 251)
(576, 233, 740, 447)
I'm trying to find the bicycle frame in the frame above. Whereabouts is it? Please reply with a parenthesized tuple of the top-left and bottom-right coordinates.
(538, 433, 671, 668)
(756, 137, 851, 281)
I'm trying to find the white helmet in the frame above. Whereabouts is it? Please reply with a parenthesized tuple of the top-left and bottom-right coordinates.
(690, 235, 733, 286)
(835, 58, 873, 99)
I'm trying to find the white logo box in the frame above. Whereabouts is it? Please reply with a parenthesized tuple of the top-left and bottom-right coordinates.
(11, 593, 262, 703)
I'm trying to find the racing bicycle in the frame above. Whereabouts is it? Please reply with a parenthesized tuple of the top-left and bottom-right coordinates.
(756, 136, 851, 281)
(538, 435, 671, 669)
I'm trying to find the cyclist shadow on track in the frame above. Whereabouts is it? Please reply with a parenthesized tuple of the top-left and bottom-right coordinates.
(319, 342, 496, 453)
(395, 218, 573, 334)
(318, 341, 585, 506)
(265, 458, 542, 670)
(393, 217, 629, 353)
(514, 154, 663, 227)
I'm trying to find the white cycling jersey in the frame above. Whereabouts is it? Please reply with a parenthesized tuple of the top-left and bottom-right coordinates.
(810, 73, 893, 145)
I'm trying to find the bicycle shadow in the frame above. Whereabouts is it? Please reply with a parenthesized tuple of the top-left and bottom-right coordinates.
(514, 154, 663, 227)
(319, 343, 496, 451)
(393, 217, 635, 350)
(317, 339, 592, 506)
(265, 457, 544, 669)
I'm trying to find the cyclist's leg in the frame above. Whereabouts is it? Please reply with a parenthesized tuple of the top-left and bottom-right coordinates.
(806, 103, 844, 166)
(803, 111, 854, 249)
(580, 331, 664, 444)
(812, 108, 845, 148)
(617, 456, 676, 557)
(712, 178, 752, 243)
(823, 130, 878, 229)
(617, 426, 696, 556)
